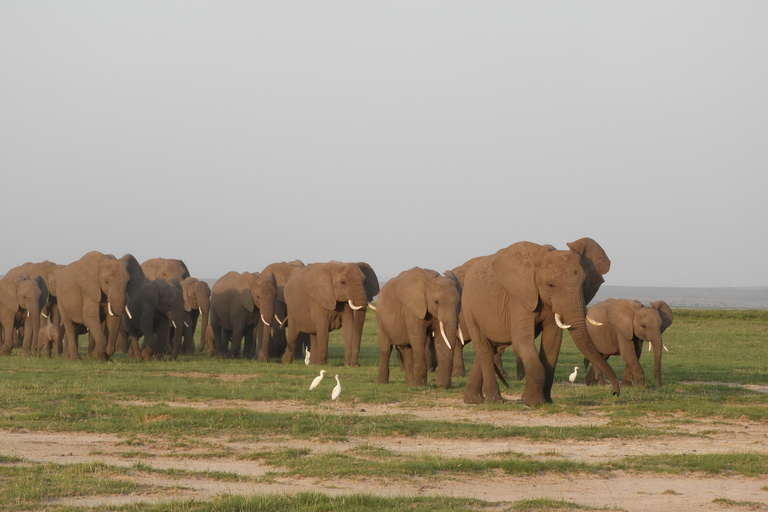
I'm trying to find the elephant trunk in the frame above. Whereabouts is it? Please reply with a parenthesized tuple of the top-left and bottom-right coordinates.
(169, 307, 186, 360)
(650, 337, 664, 387)
(21, 306, 42, 356)
(559, 298, 620, 397)
(105, 310, 122, 357)
(434, 311, 458, 389)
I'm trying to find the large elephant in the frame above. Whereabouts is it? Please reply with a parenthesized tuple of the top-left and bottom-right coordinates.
(261, 260, 306, 360)
(461, 238, 620, 406)
(140, 258, 190, 282)
(584, 299, 674, 388)
(122, 278, 186, 360)
(338, 262, 379, 367)
(376, 267, 461, 388)
(0, 274, 48, 356)
(282, 261, 368, 365)
(56, 251, 144, 361)
(6, 260, 64, 334)
(209, 271, 277, 359)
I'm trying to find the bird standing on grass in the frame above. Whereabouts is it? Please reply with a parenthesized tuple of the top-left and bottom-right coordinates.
(304, 347, 310, 365)
(569, 366, 579, 383)
(331, 374, 341, 400)
(309, 369, 326, 390)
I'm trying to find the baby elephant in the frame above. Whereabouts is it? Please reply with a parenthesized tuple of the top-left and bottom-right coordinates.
(584, 299, 673, 388)
(36, 323, 63, 358)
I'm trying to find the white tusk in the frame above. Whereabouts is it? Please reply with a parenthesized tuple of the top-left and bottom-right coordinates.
(439, 321, 452, 350)
(42, 311, 49, 319)
(261, 313, 270, 326)
(124, 305, 132, 319)
(458, 326, 465, 346)
(348, 300, 363, 311)
(367, 302, 376, 311)
(554, 313, 571, 329)
(274, 314, 284, 326)
(586, 314, 603, 327)
(108, 302, 115, 316)
(184, 322, 189, 328)
(27, 310, 30, 317)
(648, 342, 652, 351)
(663, 342, 669, 352)
(199, 307, 203, 315)
(171, 320, 177, 329)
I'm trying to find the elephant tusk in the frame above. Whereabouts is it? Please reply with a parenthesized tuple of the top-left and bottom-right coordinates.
(274, 314, 285, 326)
(171, 320, 177, 329)
(663, 342, 669, 352)
(554, 313, 571, 329)
(260, 313, 271, 327)
(348, 300, 363, 311)
(439, 321, 452, 350)
(108, 302, 115, 316)
(586, 314, 603, 327)
(124, 305, 132, 319)
(458, 326, 465, 346)
(199, 307, 203, 315)
(42, 311, 49, 319)
(367, 302, 377, 311)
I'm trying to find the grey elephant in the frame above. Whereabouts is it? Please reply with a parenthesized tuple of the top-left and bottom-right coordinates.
(377, 267, 461, 388)
(56, 251, 145, 361)
(36, 323, 63, 358)
(209, 271, 277, 359)
(282, 261, 369, 365)
(261, 260, 306, 360)
(461, 238, 620, 406)
(584, 299, 674, 388)
(0, 274, 49, 356)
(122, 278, 186, 360)
(6, 260, 64, 335)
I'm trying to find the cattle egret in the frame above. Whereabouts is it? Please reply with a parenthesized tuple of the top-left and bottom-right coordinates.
(331, 374, 341, 400)
(304, 347, 310, 365)
(569, 366, 579, 383)
(309, 369, 326, 390)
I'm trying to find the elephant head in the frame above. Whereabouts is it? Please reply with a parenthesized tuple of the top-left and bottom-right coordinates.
(310, 262, 368, 312)
(237, 271, 277, 333)
(180, 277, 212, 354)
(140, 258, 191, 283)
(587, 298, 673, 387)
(0, 274, 48, 356)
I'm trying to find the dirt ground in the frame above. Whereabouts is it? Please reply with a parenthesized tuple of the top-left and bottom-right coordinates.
(2, 388, 767, 511)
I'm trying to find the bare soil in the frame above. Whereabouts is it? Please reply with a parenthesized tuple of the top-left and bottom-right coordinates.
(2, 389, 767, 511)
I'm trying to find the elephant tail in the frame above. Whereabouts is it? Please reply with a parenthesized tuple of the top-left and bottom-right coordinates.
(495, 364, 509, 388)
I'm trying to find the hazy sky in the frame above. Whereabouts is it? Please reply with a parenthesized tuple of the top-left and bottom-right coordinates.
(2, 2, 766, 287)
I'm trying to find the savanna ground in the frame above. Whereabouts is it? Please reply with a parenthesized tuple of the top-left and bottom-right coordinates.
(1, 309, 767, 512)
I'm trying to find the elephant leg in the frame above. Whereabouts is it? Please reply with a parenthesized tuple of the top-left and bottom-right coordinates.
(433, 333, 454, 389)
(0, 322, 15, 356)
(229, 327, 244, 358)
(377, 323, 393, 384)
(243, 326, 256, 359)
(513, 325, 547, 406)
(464, 357, 485, 404)
(618, 337, 645, 387)
(515, 355, 525, 380)
(400, 345, 416, 385)
(452, 341, 466, 377)
(539, 321, 563, 403)
(282, 322, 299, 364)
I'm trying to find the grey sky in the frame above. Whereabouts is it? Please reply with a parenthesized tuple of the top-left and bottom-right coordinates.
(2, 2, 766, 287)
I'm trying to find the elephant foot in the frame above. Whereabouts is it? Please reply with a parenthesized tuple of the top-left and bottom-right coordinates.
(621, 379, 633, 387)
(463, 390, 485, 404)
(91, 352, 110, 362)
(281, 354, 293, 364)
(520, 390, 546, 407)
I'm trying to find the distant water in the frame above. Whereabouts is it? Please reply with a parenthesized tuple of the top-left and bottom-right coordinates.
(591, 286, 768, 310)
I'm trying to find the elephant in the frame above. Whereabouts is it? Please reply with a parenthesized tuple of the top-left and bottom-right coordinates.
(261, 260, 306, 360)
(461, 238, 620, 406)
(376, 267, 461, 388)
(36, 323, 63, 358)
(584, 299, 674, 388)
(56, 251, 145, 361)
(140, 258, 207, 355)
(6, 260, 64, 336)
(121, 278, 186, 361)
(180, 277, 211, 356)
(282, 261, 369, 365)
(209, 271, 277, 359)
(0, 274, 49, 356)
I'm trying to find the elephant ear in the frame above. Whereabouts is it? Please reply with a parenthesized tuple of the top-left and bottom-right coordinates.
(307, 267, 338, 311)
(443, 270, 462, 293)
(180, 278, 193, 312)
(567, 238, 611, 303)
(608, 299, 642, 341)
(34, 275, 49, 310)
(122, 254, 146, 297)
(236, 273, 255, 313)
(357, 262, 380, 301)
(178, 259, 191, 280)
(393, 268, 428, 319)
(651, 300, 674, 333)
(82, 253, 107, 303)
(491, 242, 549, 312)
(0, 276, 22, 311)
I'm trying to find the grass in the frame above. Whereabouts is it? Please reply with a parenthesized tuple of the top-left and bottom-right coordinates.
(0, 308, 767, 511)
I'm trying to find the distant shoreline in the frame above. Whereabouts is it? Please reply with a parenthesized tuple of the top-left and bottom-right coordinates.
(591, 285, 768, 310)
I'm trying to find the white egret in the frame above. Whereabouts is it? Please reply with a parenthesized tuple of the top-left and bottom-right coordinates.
(309, 369, 327, 390)
(568, 366, 579, 383)
(331, 374, 341, 400)
(304, 347, 310, 365)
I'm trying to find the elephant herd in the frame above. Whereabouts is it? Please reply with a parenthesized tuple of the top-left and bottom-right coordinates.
(0, 237, 673, 407)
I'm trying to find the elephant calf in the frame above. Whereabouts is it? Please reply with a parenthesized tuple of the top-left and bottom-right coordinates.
(376, 267, 461, 389)
(36, 323, 63, 358)
(585, 299, 674, 388)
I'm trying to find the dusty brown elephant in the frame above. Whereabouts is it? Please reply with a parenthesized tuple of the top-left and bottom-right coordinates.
(36, 323, 63, 358)
(282, 261, 368, 365)
(209, 271, 277, 359)
(461, 238, 620, 406)
(56, 251, 144, 361)
(334, 262, 379, 367)
(6, 260, 64, 335)
(376, 267, 461, 388)
(584, 299, 674, 388)
(0, 274, 49, 356)
(122, 278, 186, 361)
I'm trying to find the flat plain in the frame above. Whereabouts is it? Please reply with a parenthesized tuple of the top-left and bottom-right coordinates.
(0, 309, 767, 512)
